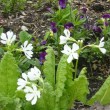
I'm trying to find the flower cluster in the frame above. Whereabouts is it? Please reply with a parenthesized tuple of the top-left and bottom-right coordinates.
(60, 29, 80, 63)
(0, 31, 33, 59)
(60, 29, 106, 63)
(17, 66, 42, 105)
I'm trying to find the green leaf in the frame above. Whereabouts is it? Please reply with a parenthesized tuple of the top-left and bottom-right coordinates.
(43, 46, 55, 88)
(36, 82, 55, 110)
(72, 67, 89, 103)
(0, 28, 3, 35)
(61, 67, 89, 109)
(55, 55, 69, 103)
(44, 31, 50, 40)
(0, 52, 19, 97)
(19, 31, 32, 43)
(87, 75, 110, 105)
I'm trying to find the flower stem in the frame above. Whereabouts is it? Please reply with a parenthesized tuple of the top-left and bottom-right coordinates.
(75, 59, 78, 78)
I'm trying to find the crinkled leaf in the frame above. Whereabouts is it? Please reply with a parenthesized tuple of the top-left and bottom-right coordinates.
(43, 46, 55, 88)
(19, 31, 32, 43)
(0, 52, 19, 97)
(87, 75, 110, 105)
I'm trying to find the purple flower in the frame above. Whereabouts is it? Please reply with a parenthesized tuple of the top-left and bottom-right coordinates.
(104, 22, 109, 27)
(39, 52, 47, 64)
(50, 22, 57, 33)
(81, 7, 87, 14)
(102, 14, 110, 18)
(64, 22, 74, 29)
(80, 15, 84, 19)
(41, 40, 47, 45)
(93, 26, 102, 33)
(59, 0, 67, 9)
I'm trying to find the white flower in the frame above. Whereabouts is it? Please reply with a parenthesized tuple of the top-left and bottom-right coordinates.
(0, 31, 16, 45)
(24, 84, 40, 105)
(27, 67, 41, 81)
(98, 37, 106, 54)
(17, 73, 28, 90)
(60, 29, 70, 44)
(21, 26, 28, 31)
(61, 43, 79, 63)
(21, 41, 33, 59)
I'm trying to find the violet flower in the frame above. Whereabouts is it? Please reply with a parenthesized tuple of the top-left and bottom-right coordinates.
(64, 22, 74, 29)
(39, 52, 46, 64)
(81, 7, 87, 14)
(41, 40, 47, 45)
(50, 22, 57, 33)
(93, 26, 102, 33)
(59, 0, 67, 9)
(80, 15, 84, 19)
(102, 14, 110, 19)
(104, 22, 109, 27)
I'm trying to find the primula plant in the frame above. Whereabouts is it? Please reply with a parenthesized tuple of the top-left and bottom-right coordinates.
(1, 0, 110, 110)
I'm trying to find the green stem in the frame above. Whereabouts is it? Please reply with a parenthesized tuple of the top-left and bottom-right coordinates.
(75, 59, 78, 78)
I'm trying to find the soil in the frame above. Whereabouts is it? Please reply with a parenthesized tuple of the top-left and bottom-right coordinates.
(0, 0, 110, 110)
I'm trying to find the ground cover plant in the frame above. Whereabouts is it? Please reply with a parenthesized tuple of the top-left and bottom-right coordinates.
(0, 0, 110, 110)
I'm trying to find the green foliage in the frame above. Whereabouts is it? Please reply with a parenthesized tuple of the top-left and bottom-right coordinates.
(55, 55, 73, 110)
(0, 52, 20, 109)
(72, 68, 89, 103)
(43, 46, 55, 88)
(51, 5, 71, 25)
(0, 96, 22, 110)
(87, 76, 110, 105)
(19, 31, 32, 43)
(0, 28, 3, 35)
(0, 52, 19, 96)
(0, 0, 26, 13)
(36, 82, 55, 110)
(55, 55, 71, 103)
(35, 47, 89, 110)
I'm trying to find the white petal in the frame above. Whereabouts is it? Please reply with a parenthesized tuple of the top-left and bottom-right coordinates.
(99, 42, 104, 48)
(1, 40, 7, 44)
(59, 35, 67, 44)
(31, 96, 37, 105)
(7, 31, 13, 40)
(99, 48, 106, 54)
(22, 73, 27, 81)
(100, 37, 104, 42)
(64, 29, 70, 38)
(23, 41, 28, 48)
(21, 26, 28, 31)
(72, 53, 79, 59)
(24, 86, 33, 93)
(72, 43, 79, 52)
(32, 84, 37, 91)
(61, 44, 71, 55)
(10, 35, 16, 43)
(17, 78, 26, 85)
(67, 54, 73, 63)
(1, 33, 7, 40)
(25, 93, 34, 101)
(36, 91, 40, 98)
(17, 85, 25, 90)
(26, 44, 33, 50)
(34, 67, 41, 75)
